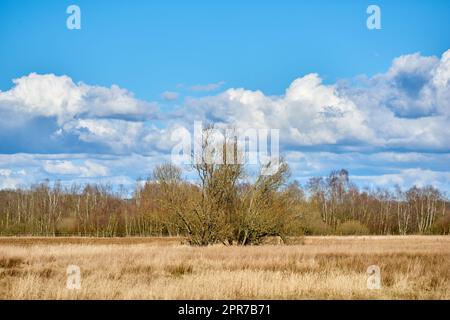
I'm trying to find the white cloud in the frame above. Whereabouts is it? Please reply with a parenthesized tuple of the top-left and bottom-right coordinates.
(182, 50, 450, 152)
(1, 151, 448, 194)
(283, 151, 450, 195)
(62, 118, 147, 153)
(0, 168, 28, 189)
(184, 73, 376, 147)
(0, 50, 450, 191)
(0, 153, 170, 191)
(341, 50, 450, 118)
(189, 81, 225, 92)
(161, 91, 179, 101)
(43, 160, 108, 177)
(2, 51, 449, 156)
(353, 169, 450, 194)
(0, 169, 12, 177)
(0, 73, 157, 125)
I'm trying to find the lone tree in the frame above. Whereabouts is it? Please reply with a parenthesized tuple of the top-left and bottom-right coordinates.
(155, 126, 293, 245)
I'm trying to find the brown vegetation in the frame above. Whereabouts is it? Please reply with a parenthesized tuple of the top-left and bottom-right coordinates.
(0, 169, 448, 239)
(0, 236, 448, 299)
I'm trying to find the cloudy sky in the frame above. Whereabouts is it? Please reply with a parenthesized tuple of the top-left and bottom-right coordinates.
(0, 0, 449, 193)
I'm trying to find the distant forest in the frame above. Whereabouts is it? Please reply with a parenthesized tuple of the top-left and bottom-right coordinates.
(1, 129, 449, 243)
(0, 165, 448, 242)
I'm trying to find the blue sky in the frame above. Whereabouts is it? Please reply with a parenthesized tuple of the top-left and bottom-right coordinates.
(0, 0, 449, 193)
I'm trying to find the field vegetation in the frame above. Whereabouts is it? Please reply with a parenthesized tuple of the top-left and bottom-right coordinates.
(0, 236, 448, 299)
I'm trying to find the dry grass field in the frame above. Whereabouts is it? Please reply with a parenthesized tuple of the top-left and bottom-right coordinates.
(0, 236, 449, 299)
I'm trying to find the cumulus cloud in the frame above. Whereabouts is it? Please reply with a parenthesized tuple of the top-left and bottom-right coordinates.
(181, 50, 450, 152)
(182, 74, 377, 148)
(61, 119, 147, 154)
(0, 73, 157, 125)
(1, 51, 449, 155)
(0, 50, 450, 192)
(339, 50, 450, 119)
(0, 73, 162, 154)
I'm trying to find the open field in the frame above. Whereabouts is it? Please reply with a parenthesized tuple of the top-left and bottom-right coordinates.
(0, 236, 449, 299)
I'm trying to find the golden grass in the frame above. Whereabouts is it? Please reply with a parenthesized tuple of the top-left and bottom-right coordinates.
(0, 236, 448, 299)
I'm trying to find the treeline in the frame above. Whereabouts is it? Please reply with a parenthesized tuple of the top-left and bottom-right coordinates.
(301, 169, 449, 235)
(0, 169, 449, 239)
(0, 130, 449, 242)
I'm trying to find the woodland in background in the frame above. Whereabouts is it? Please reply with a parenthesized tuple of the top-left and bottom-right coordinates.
(0, 167, 448, 242)
(0, 129, 449, 243)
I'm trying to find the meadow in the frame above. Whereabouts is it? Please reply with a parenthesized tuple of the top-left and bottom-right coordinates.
(0, 236, 449, 299)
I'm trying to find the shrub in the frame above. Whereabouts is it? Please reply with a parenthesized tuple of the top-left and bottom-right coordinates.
(336, 220, 370, 235)
(431, 213, 450, 235)
(156, 128, 295, 246)
(299, 211, 332, 235)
